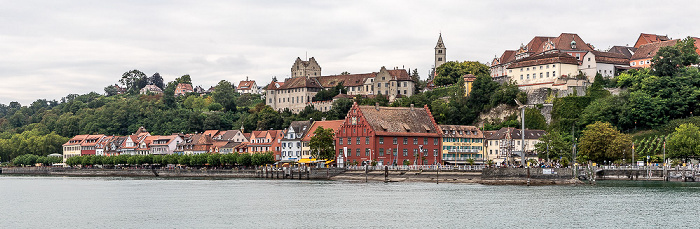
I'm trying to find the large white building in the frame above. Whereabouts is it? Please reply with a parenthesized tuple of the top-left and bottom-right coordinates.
(280, 120, 312, 162)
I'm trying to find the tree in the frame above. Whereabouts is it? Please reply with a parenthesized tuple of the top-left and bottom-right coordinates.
(667, 123, 700, 162)
(148, 73, 165, 89)
(104, 85, 119, 96)
(120, 69, 148, 94)
(434, 61, 490, 86)
(578, 121, 632, 163)
(174, 74, 192, 85)
(237, 153, 252, 166)
(309, 127, 335, 161)
(534, 131, 571, 161)
(652, 37, 700, 77)
(524, 108, 547, 130)
(411, 69, 424, 92)
(211, 80, 237, 112)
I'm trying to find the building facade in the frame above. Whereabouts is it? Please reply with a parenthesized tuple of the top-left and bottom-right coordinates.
(485, 127, 545, 166)
(335, 103, 442, 167)
(439, 125, 485, 165)
(280, 120, 311, 162)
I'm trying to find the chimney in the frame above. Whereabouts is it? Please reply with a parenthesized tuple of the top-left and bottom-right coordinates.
(375, 102, 379, 110)
(410, 104, 414, 111)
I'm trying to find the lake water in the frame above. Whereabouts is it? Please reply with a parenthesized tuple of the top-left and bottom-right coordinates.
(1, 176, 699, 228)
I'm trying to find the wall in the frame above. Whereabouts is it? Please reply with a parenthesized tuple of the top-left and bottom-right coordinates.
(482, 167, 574, 180)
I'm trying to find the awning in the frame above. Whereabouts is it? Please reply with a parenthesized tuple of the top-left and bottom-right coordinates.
(297, 158, 316, 164)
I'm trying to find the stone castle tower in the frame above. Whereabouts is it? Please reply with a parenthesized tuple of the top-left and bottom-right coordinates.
(434, 33, 446, 70)
(291, 57, 321, 78)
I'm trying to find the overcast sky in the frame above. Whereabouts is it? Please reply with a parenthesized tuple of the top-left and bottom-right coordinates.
(2, 0, 698, 105)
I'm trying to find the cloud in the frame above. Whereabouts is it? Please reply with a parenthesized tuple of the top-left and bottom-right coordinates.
(1, 0, 699, 104)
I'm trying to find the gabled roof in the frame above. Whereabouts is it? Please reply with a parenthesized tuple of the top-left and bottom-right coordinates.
(507, 52, 580, 69)
(493, 50, 516, 66)
(203, 130, 220, 138)
(237, 81, 256, 90)
(221, 141, 241, 149)
(438, 125, 484, 139)
(176, 83, 193, 91)
(265, 81, 284, 90)
(357, 104, 439, 136)
(549, 33, 594, 52)
(80, 135, 105, 147)
(634, 33, 671, 48)
(302, 120, 344, 142)
(64, 134, 88, 146)
(387, 69, 412, 81)
(630, 39, 678, 60)
(286, 120, 312, 140)
(608, 46, 637, 59)
(524, 36, 556, 54)
(486, 127, 546, 140)
(590, 51, 629, 65)
(316, 73, 376, 87)
(277, 77, 323, 90)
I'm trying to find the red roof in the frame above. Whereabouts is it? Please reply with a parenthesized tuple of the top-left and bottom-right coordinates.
(237, 81, 256, 90)
(301, 120, 344, 142)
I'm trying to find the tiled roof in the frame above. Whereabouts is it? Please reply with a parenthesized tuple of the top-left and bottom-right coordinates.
(80, 135, 105, 147)
(387, 69, 412, 81)
(301, 120, 344, 142)
(221, 141, 241, 149)
(237, 81, 256, 90)
(494, 50, 517, 66)
(591, 51, 629, 65)
(63, 134, 88, 146)
(438, 125, 484, 139)
(358, 104, 439, 136)
(316, 73, 376, 87)
(176, 83, 193, 91)
(630, 39, 678, 60)
(277, 77, 323, 89)
(265, 81, 284, 90)
(635, 33, 671, 48)
(287, 120, 312, 140)
(486, 127, 546, 140)
(525, 36, 556, 54)
(203, 130, 220, 138)
(608, 46, 637, 59)
(550, 33, 594, 51)
(507, 52, 579, 69)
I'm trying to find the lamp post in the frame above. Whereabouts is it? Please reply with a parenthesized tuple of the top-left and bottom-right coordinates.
(515, 99, 526, 168)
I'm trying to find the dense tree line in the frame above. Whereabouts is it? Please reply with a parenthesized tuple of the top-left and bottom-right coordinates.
(64, 152, 274, 168)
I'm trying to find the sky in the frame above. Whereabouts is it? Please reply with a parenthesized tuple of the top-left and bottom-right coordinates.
(1, 0, 699, 105)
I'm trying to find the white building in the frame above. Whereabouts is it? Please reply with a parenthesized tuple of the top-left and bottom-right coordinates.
(280, 120, 311, 162)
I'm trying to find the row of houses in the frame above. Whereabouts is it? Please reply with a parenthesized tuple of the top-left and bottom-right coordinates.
(128, 76, 264, 96)
(62, 103, 546, 166)
(489, 33, 700, 91)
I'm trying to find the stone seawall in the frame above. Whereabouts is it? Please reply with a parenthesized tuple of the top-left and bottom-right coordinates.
(1, 167, 347, 180)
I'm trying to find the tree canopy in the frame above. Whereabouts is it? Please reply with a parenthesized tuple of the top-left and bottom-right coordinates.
(578, 121, 632, 163)
(667, 123, 700, 162)
(434, 61, 490, 86)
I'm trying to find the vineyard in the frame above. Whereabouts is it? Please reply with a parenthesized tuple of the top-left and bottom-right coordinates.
(632, 135, 667, 163)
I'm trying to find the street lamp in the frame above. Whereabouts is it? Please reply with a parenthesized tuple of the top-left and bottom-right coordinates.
(515, 99, 526, 168)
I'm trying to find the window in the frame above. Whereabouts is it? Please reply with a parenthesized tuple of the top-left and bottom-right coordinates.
(438, 57, 443, 61)
(393, 149, 398, 156)
(631, 62, 636, 66)
(540, 73, 543, 78)
(393, 137, 397, 144)
(588, 57, 591, 61)
(520, 75, 523, 80)
(379, 137, 384, 144)
(588, 65, 590, 68)
(413, 149, 418, 156)
(526, 67, 529, 71)
(348, 137, 352, 145)
(403, 149, 408, 156)
(424, 138, 428, 145)
(404, 90, 407, 95)
(356, 148, 361, 157)
(413, 138, 418, 145)
(546, 72, 550, 77)
(433, 149, 438, 156)
(520, 68, 523, 72)
(438, 50, 442, 54)
(646, 60, 650, 64)
(379, 148, 384, 156)
(366, 137, 370, 144)
(365, 148, 370, 156)
(377, 83, 381, 88)
(553, 71, 556, 76)
(356, 137, 361, 145)
(434, 138, 438, 145)
(403, 82, 407, 87)
(527, 74, 529, 79)
(403, 137, 408, 145)
(423, 149, 428, 157)
(639, 61, 643, 65)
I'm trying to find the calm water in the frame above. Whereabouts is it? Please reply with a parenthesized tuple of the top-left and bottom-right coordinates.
(1, 176, 700, 228)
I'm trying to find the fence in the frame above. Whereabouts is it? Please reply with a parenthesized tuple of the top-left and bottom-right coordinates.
(344, 165, 485, 171)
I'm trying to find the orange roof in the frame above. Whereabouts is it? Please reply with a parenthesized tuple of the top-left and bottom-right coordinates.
(203, 130, 220, 138)
(237, 81, 256, 90)
(302, 120, 344, 142)
(63, 134, 88, 146)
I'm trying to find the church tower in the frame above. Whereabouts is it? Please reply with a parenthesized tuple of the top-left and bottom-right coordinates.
(434, 33, 446, 69)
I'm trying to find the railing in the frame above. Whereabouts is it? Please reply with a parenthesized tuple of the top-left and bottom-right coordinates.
(442, 157, 482, 161)
(344, 165, 485, 171)
(446, 149, 480, 153)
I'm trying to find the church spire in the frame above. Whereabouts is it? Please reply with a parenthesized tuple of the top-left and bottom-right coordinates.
(435, 33, 445, 49)
(434, 33, 447, 71)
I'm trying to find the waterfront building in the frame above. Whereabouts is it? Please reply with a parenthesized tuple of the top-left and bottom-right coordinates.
(335, 103, 442, 167)
(149, 135, 183, 155)
(280, 120, 312, 162)
(175, 133, 215, 155)
(103, 136, 126, 156)
(246, 130, 283, 160)
(300, 119, 344, 161)
(215, 128, 249, 143)
(484, 127, 546, 166)
(62, 135, 88, 162)
(95, 136, 114, 156)
(79, 135, 105, 156)
(439, 125, 484, 165)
